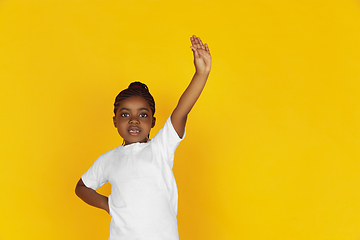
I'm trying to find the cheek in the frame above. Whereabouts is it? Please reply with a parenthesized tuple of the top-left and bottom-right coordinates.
(115, 118, 126, 127)
(146, 117, 154, 124)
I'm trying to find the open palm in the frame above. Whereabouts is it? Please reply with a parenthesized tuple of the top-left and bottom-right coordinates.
(190, 35, 212, 74)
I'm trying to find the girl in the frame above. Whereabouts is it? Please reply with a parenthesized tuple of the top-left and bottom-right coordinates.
(75, 35, 211, 240)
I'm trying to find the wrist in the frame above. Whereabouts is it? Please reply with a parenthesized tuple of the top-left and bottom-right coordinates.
(194, 70, 210, 77)
(102, 196, 109, 212)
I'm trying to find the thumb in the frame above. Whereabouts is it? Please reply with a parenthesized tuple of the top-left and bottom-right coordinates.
(190, 46, 199, 58)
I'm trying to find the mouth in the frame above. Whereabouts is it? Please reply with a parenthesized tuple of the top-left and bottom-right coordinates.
(128, 127, 140, 136)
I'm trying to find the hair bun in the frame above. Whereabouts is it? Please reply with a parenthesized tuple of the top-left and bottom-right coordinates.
(128, 81, 148, 91)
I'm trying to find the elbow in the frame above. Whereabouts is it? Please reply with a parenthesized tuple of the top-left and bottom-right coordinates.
(75, 184, 80, 197)
(75, 178, 84, 197)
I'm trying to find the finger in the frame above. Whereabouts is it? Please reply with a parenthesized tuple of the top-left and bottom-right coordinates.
(191, 35, 198, 50)
(191, 35, 199, 49)
(205, 43, 210, 54)
(191, 36, 199, 50)
(190, 35, 197, 47)
(190, 46, 200, 58)
(197, 37, 205, 50)
(195, 37, 202, 49)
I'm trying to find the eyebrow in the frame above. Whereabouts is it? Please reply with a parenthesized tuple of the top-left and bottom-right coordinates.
(119, 107, 150, 112)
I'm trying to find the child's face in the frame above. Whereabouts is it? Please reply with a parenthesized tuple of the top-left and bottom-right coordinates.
(113, 96, 156, 145)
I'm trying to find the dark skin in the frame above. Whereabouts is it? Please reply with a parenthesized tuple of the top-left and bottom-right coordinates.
(75, 179, 109, 213)
(75, 35, 211, 214)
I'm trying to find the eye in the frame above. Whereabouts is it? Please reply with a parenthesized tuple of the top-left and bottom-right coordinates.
(139, 113, 148, 118)
(121, 113, 130, 117)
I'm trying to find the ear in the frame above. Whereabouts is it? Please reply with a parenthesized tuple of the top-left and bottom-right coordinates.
(113, 116, 117, 128)
(151, 117, 156, 128)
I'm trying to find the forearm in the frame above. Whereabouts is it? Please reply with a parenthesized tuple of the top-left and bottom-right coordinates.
(171, 72, 209, 137)
(75, 179, 109, 213)
(175, 72, 209, 115)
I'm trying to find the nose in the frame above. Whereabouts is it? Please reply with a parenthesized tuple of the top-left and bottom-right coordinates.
(129, 118, 139, 124)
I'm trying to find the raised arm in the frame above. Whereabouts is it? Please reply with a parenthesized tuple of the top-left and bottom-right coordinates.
(171, 35, 212, 137)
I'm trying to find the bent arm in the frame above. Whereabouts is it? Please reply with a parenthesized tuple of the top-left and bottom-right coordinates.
(171, 35, 211, 137)
(75, 179, 109, 213)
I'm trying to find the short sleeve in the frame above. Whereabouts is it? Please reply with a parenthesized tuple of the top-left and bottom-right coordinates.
(151, 115, 185, 168)
(81, 155, 108, 190)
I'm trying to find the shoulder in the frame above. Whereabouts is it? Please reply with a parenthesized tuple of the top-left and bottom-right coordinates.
(152, 116, 185, 142)
(93, 146, 122, 165)
(149, 116, 185, 155)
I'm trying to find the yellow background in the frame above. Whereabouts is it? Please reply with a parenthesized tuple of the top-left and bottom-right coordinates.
(1, 0, 360, 239)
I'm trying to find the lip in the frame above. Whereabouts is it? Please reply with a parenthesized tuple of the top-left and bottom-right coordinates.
(128, 126, 140, 136)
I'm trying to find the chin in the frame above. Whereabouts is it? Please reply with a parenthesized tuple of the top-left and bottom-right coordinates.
(124, 137, 148, 144)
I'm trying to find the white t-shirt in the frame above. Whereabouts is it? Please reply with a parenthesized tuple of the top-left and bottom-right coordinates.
(82, 116, 185, 240)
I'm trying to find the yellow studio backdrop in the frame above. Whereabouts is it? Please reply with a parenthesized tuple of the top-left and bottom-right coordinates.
(1, 0, 360, 239)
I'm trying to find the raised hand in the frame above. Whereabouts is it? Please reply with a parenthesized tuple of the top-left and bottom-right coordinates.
(171, 35, 211, 138)
(190, 35, 212, 75)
